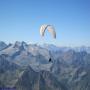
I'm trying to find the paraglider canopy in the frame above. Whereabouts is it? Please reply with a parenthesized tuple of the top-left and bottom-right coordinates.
(40, 24, 56, 39)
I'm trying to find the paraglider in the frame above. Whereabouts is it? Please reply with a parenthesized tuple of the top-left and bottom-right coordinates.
(40, 24, 56, 63)
(40, 24, 56, 39)
(49, 58, 52, 62)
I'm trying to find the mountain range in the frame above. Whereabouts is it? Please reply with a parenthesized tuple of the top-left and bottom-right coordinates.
(0, 41, 90, 90)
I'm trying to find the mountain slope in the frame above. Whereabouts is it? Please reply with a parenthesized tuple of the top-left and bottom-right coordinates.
(0, 54, 23, 87)
(15, 66, 66, 90)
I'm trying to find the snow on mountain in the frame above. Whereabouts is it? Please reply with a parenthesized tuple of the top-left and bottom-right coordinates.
(0, 42, 52, 71)
(42, 44, 90, 53)
(0, 41, 7, 51)
(73, 46, 90, 53)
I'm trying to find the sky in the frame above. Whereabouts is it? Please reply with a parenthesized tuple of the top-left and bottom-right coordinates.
(0, 0, 90, 46)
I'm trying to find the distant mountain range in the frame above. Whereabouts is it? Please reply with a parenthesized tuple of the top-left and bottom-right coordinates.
(0, 41, 90, 90)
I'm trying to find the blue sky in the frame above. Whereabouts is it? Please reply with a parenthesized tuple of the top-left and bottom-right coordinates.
(0, 0, 90, 46)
